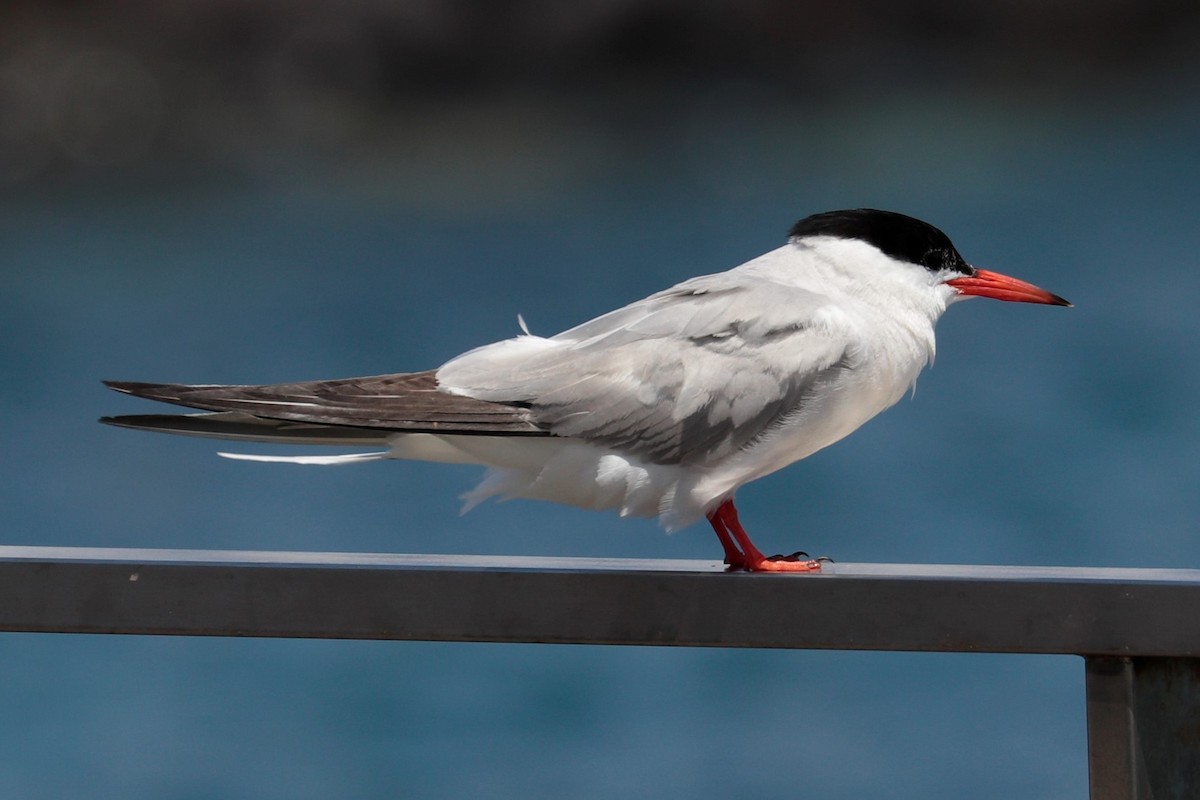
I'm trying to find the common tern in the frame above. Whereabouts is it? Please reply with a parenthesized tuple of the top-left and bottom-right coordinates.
(102, 209, 1070, 572)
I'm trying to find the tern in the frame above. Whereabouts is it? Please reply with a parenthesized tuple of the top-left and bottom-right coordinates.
(102, 209, 1070, 572)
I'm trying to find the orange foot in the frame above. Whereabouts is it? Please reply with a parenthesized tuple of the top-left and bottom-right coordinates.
(743, 552, 824, 573)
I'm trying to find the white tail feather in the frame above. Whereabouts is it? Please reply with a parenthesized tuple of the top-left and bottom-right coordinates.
(217, 451, 388, 465)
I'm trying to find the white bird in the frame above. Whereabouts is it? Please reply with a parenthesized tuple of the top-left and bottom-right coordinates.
(102, 209, 1070, 572)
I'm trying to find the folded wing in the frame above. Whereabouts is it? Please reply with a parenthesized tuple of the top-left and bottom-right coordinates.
(104, 273, 856, 466)
(438, 273, 853, 466)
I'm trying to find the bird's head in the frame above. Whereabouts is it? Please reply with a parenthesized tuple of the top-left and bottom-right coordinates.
(789, 209, 1071, 308)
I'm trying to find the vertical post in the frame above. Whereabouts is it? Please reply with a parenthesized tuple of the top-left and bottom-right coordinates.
(1086, 656, 1200, 800)
(1086, 656, 1142, 800)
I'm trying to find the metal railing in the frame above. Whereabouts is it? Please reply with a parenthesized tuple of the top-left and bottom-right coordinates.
(2, 545, 1197, 799)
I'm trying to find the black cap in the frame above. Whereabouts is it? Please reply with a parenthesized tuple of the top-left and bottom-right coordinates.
(790, 209, 973, 276)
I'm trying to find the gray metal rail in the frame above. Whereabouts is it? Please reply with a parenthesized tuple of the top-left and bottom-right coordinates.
(2, 546, 1197, 799)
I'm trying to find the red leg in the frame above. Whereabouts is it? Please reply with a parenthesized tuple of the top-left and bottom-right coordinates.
(711, 499, 822, 573)
(707, 506, 748, 569)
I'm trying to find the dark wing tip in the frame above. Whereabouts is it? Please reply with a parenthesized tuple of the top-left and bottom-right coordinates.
(99, 413, 156, 428)
(98, 413, 161, 430)
(103, 380, 166, 395)
(102, 380, 202, 403)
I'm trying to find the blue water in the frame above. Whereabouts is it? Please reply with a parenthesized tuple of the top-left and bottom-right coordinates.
(3, 90, 1199, 798)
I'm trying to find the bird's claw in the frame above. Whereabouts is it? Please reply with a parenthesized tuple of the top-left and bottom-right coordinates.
(767, 550, 832, 562)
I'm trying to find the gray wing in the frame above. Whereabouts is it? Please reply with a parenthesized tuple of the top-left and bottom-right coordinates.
(438, 273, 855, 465)
(102, 371, 546, 437)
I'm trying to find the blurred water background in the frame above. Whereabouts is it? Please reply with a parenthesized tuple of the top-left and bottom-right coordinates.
(3, 2, 1200, 798)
